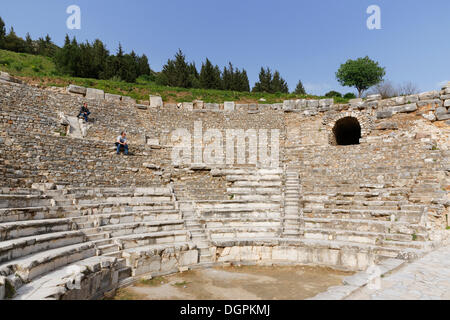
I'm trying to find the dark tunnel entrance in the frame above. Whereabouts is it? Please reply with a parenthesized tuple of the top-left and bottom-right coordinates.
(332, 117, 361, 146)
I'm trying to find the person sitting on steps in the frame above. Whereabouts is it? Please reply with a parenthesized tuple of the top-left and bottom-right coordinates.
(77, 103, 91, 122)
(116, 131, 129, 155)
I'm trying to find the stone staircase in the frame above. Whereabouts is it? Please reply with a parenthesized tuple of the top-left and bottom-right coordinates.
(286, 136, 448, 261)
(282, 167, 302, 238)
(194, 168, 283, 241)
(0, 186, 199, 299)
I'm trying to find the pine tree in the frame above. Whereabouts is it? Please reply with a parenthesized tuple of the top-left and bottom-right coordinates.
(4, 27, 26, 52)
(158, 49, 193, 88)
(252, 67, 272, 93)
(199, 58, 221, 89)
(293, 80, 306, 95)
(271, 71, 289, 93)
(24, 33, 34, 54)
(0, 17, 6, 49)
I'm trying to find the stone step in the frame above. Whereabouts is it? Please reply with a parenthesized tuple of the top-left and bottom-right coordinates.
(97, 244, 120, 255)
(0, 218, 73, 241)
(0, 230, 85, 263)
(116, 230, 190, 250)
(303, 208, 423, 223)
(302, 228, 426, 245)
(303, 217, 425, 235)
(0, 242, 96, 284)
(12, 255, 120, 300)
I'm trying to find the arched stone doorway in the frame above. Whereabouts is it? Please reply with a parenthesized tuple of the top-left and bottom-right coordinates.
(332, 117, 361, 145)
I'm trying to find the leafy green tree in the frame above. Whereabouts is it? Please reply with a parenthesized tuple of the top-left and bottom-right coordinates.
(325, 91, 342, 98)
(343, 92, 357, 99)
(336, 56, 386, 97)
(293, 80, 306, 95)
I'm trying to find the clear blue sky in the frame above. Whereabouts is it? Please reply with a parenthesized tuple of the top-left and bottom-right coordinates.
(2, 0, 450, 95)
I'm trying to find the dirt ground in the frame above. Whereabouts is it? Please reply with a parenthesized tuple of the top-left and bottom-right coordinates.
(112, 265, 352, 300)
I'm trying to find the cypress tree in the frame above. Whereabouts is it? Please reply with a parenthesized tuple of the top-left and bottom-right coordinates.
(0, 17, 6, 49)
(200, 58, 221, 89)
(293, 80, 306, 95)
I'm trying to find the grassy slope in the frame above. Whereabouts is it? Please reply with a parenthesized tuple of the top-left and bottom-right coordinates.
(0, 49, 348, 104)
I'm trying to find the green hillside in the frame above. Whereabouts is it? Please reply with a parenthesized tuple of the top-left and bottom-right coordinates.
(0, 49, 347, 104)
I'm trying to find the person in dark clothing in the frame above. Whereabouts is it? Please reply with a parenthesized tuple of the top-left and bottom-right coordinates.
(77, 103, 91, 122)
(116, 131, 129, 155)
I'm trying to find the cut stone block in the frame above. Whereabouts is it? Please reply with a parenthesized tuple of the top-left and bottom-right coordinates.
(193, 100, 204, 109)
(419, 91, 439, 100)
(366, 94, 382, 101)
(436, 107, 448, 115)
(150, 95, 163, 108)
(224, 101, 235, 112)
(67, 85, 87, 95)
(307, 100, 319, 108)
(376, 110, 393, 119)
(86, 88, 105, 100)
(105, 93, 121, 102)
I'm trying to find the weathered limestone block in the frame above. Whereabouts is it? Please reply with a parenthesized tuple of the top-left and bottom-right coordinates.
(182, 102, 194, 111)
(404, 94, 419, 103)
(283, 100, 295, 112)
(391, 103, 417, 114)
(436, 107, 448, 115)
(376, 121, 398, 130)
(205, 103, 220, 111)
(378, 98, 397, 108)
(121, 96, 136, 105)
(417, 99, 442, 108)
(419, 91, 439, 100)
(105, 93, 121, 102)
(86, 88, 105, 100)
(150, 95, 163, 108)
(224, 101, 235, 112)
(319, 99, 334, 107)
(67, 85, 87, 95)
(295, 99, 307, 109)
(307, 100, 319, 108)
(393, 96, 406, 105)
(0, 71, 11, 82)
(366, 94, 382, 101)
(376, 110, 393, 119)
(193, 100, 204, 109)
(444, 100, 450, 107)
(436, 113, 450, 121)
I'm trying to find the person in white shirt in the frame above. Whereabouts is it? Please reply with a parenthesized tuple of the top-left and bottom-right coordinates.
(116, 131, 129, 155)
